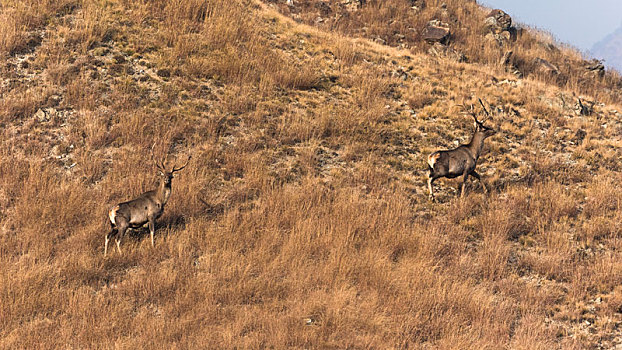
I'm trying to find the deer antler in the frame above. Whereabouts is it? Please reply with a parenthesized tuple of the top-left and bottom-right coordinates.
(478, 98, 492, 123)
(460, 103, 480, 124)
(172, 155, 191, 173)
(151, 143, 166, 172)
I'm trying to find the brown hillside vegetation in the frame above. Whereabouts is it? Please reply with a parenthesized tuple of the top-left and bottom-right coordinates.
(1, 0, 622, 348)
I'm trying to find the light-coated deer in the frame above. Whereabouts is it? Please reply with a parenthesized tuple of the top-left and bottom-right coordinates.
(427, 100, 496, 201)
(105, 148, 190, 256)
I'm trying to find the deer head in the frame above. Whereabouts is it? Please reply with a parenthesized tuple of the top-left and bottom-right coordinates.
(151, 144, 191, 186)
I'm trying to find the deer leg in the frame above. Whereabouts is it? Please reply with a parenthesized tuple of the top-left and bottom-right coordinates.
(427, 173, 437, 202)
(115, 221, 129, 255)
(105, 225, 117, 257)
(105, 233, 110, 256)
(148, 217, 155, 247)
(460, 172, 470, 198)
(470, 171, 487, 193)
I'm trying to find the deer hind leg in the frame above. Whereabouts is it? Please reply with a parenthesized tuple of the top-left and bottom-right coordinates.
(427, 172, 437, 202)
(105, 229, 113, 256)
(105, 222, 118, 257)
(470, 170, 488, 194)
(115, 220, 129, 255)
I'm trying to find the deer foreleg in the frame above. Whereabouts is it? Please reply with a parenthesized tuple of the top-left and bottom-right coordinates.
(460, 172, 470, 198)
(148, 218, 155, 247)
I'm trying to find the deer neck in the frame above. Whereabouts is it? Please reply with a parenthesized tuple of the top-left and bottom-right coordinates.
(157, 180, 172, 205)
(467, 131, 487, 160)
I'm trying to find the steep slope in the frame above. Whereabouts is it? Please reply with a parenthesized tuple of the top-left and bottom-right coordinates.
(265, 0, 622, 104)
(592, 23, 622, 74)
(1, 0, 622, 348)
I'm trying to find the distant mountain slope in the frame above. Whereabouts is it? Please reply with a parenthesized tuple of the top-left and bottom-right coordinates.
(591, 23, 622, 73)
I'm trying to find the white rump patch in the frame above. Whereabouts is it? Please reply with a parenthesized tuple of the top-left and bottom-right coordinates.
(428, 153, 440, 169)
(109, 205, 119, 226)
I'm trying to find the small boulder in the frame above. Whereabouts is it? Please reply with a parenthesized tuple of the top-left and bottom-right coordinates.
(535, 58, 560, 75)
(484, 9, 512, 33)
(374, 37, 386, 45)
(584, 59, 605, 78)
(34, 109, 48, 122)
(422, 20, 450, 45)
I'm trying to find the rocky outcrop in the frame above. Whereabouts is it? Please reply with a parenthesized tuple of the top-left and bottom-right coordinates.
(484, 9, 512, 33)
(483, 9, 517, 46)
(535, 58, 560, 75)
(583, 59, 605, 78)
(422, 20, 450, 45)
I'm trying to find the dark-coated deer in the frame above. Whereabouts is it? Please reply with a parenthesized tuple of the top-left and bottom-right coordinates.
(105, 148, 191, 256)
(427, 100, 496, 201)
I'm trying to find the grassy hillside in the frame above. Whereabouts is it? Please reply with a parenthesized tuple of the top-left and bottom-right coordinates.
(1, 0, 622, 348)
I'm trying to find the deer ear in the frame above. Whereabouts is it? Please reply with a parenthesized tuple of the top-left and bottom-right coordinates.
(158, 171, 164, 176)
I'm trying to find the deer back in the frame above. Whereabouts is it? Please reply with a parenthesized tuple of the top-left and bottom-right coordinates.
(113, 189, 164, 227)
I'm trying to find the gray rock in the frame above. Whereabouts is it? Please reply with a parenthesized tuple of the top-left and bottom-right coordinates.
(422, 20, 450, 44)
(374, 37, 386, 45)
(484, 9, 512, 33)
(34, 109, 48, 122)
(535, 58, 560, 75)
(584, 59, 605, 78)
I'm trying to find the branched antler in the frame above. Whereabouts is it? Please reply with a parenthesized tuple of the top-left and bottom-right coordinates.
(151, 143, 166, 172)
(172, 155, 191, 173)
(478, 98, 492, 123)
(460, 103, 481, 124)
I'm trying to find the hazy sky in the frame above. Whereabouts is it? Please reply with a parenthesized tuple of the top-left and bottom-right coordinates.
(481, 0, 622, 52)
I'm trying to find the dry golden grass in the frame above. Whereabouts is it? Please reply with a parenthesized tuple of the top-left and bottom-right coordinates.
(270, 0, 622, 105)
(2, 0, 622, 348)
